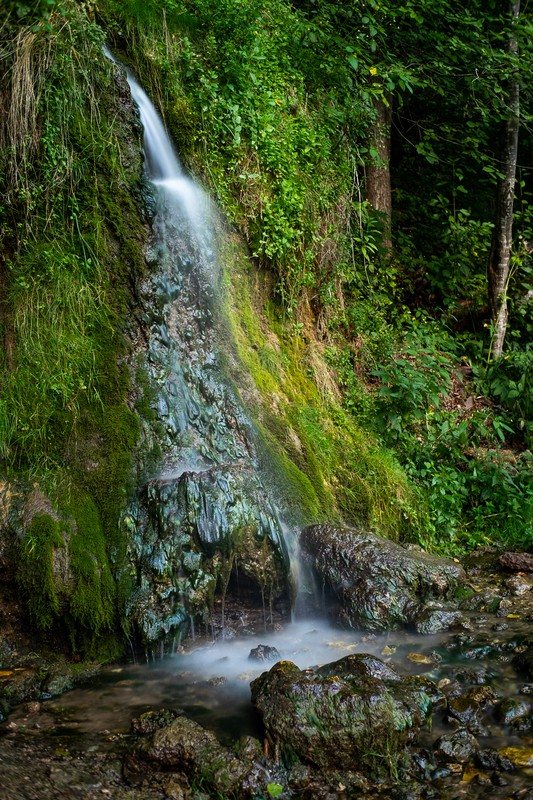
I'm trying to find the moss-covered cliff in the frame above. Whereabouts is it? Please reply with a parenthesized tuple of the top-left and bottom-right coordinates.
(1, 0, 530, 662)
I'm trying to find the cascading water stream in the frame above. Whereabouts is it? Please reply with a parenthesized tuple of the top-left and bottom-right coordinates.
(104, 49, 317, 652)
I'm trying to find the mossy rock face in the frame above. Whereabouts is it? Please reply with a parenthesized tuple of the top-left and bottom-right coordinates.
(300, 524, 466, 632)
(251, 654, 434, 773)
(3, 483, 119, 657)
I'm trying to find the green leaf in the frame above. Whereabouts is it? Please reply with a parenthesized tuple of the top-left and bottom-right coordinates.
(267, 783, 283, 798)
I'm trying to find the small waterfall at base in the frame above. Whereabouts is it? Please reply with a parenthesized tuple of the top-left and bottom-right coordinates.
(105, 49, 318, 655)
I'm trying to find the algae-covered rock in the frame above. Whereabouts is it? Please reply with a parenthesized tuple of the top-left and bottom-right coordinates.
(250, 653, 434, 772)
(300, 524, 465, 632)
(128, 712, 266, 797)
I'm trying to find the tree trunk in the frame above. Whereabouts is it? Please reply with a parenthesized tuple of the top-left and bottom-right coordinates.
(366, 94, 392, 255)
(487, 0, 520, 359)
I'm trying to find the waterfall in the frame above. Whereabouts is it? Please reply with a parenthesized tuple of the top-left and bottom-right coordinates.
(104, 48, 315, 652)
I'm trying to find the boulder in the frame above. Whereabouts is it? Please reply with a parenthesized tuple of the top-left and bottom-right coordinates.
(128, 713, 257, 796)
(499, 552, 533, 572)
(248, 644, 281, 663)
(250, 653, 434, 773)
(300, 524, 465, 632)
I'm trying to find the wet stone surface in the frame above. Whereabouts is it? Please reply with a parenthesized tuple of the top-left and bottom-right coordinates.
(1, 547, 533, 799)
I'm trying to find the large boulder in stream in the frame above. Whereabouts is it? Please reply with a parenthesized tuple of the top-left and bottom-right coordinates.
(300, 524, 466, 632)
(251, 654, 434, 773)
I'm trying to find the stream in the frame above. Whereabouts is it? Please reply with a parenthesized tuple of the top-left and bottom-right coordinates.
(1, 51, 532, 800)
(2, 587, 533, 800)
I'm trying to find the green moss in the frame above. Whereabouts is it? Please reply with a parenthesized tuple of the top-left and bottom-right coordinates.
(220, 237, 421, 537)
(17, 514, 64, 630)
(73, 404, 140, 554)
(63, 491, 115, 636)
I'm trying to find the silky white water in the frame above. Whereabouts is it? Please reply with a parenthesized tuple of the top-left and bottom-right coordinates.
(103, 47, 322, 646)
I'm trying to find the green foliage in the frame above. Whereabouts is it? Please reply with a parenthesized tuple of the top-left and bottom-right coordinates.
(367, 321, 533, 552)
(3, 0, 56, 27)
(0, 1, 146, 653)
(101, 0, 361, 314)
(2, 246, 110, 465)
(0, 3, 144, 472)
(474, 350, 533, 444)
(371, 325, 455, 439)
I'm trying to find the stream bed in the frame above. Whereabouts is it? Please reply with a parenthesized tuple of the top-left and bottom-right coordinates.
(1, 581, 533, 800)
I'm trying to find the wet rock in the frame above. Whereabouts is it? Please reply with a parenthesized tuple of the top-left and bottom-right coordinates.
(128, 714, 257, 796)
(414, 609, 466, 635)
(127, 466, 289, 650)
(446, 696, 485, 733)
(234, 735, 263, 762)
(499, 552, 533, 572)
(433, 729, 478, 764)
(474, 749, 515, 772)
(437, 678, 463, 701)
(498, 746, 533, 767)
(164, 776, 191, 800)
(465, 685, 498, 705)
(495, 697, 532, 727)
(131, 708, 182, 735)
(300, 524, 465, 632)
(248, 644, 280, 663)
(459, 590, 503, 613)
(432, 766, 452, 780)
(505, 575, 533, 595)
(250, 654, 434, 772)
(492, 621, 509, 631)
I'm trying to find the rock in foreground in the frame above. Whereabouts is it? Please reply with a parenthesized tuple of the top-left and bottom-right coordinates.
(251, 654, 434, 773)
(300, 524, 466, 632)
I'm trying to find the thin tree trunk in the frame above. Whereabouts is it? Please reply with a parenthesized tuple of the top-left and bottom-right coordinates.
(487, 0, 520, 359)
(366, 94, 392, 255)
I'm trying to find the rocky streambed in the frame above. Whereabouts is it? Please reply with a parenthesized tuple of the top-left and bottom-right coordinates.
(1, 534, 533, 800)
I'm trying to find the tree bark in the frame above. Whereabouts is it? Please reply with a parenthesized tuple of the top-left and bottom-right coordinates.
(487, 0, 520, 359)
(366, 94, 392, 255)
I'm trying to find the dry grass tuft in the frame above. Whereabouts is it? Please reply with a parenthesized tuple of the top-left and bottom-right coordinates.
(4, 28, 51, 195)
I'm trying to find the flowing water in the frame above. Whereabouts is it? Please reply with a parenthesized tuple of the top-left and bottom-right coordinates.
(3, 52, 530, 800)
(3, 608, 533, 800)
(103, 50, 308, 650)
